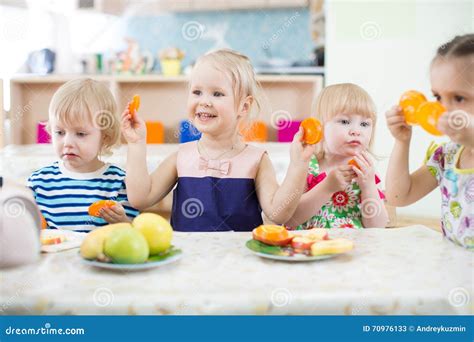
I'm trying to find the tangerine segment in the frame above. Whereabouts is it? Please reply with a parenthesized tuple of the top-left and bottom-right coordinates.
(88, 200, 117, 217)
(40, 214, 48, 229)
(128, 94, 141, 119)
(416, 101, 445, 136)
(348, 158, 360, 169)
(310, 238, 354, 256)
(399, 90, 427, 125)
(252, 225, 293, 246)
(300, 118, 323, 144)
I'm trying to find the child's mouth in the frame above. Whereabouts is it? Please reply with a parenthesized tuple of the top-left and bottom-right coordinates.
(196, 112, 217, 122)
(63, 153, 78, 159)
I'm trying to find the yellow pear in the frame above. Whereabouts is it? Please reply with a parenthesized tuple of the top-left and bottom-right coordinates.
(80, 223, 132, 260)
(132, 213, 173, 255)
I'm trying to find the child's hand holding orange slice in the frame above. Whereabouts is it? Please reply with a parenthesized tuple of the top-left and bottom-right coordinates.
(88, 200, 117, 217)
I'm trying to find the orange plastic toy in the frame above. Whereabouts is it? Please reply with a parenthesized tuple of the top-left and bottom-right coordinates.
(348, 158, 360, 169)
(252, 225, 294, 246)
(416, 101, 445, 136)
(146, 121, 165, 144)
(239, 121, 268, 142)
(399, 90, 427, 125)
(88, 200, 117, 217)
(128, 94, 140, 120)
(300, 118, 323, 144)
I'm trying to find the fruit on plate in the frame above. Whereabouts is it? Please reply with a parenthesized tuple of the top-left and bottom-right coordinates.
(104, 226, 149, 264)
(133, 213, 173, 255)
(399, 90, 427, 125)
(41, 231, 65, 245)
(416, 101, 445, 136)
(80, 223, 130, 261)
(300, 118, 323, 145)
(310, 238, 354, 256)
(88, 200, 117, 217)
(252, 225, 293, 246)
(291, 228, 329, 251)
(128, 94, 140, 120)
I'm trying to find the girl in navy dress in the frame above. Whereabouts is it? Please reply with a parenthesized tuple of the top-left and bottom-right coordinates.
(121, 49, 314, 231)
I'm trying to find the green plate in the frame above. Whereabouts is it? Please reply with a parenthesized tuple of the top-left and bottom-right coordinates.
(80, 246, 182, 271)
(245, 240, 335, 262)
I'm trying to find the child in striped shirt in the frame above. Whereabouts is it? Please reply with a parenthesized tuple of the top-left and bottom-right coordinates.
(28, 78, 138, 231)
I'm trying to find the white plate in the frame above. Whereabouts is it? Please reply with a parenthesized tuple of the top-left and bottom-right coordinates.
(80, 251, 182, 271)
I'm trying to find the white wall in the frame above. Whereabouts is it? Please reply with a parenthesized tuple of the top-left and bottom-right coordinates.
(325, 0, 472, 218)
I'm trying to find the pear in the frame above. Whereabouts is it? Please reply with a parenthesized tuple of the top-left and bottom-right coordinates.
(133, 213, 173, 255)
(80, 223, 132, 261)
(103, 227, 149, 264)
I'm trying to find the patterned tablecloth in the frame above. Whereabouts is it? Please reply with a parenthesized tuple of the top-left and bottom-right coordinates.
(1, 226, 472, 315)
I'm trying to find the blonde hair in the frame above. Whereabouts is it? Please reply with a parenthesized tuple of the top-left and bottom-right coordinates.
(313, 83, 377, 159)
(193, 49, 263, 123)
(47, 78, 120, 156)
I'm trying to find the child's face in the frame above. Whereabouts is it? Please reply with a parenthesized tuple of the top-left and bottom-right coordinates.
(50, 119, 104, 172)
(187, 61, 241, 137)
(323, 113, 373, 157)
(430, 57, 474, 114)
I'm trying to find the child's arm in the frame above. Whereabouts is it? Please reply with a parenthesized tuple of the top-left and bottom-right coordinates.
(255, 128, 314, 224)
(385, 106, 438, 206)
(285, 165, 355, 227)
(121, 107, 178, 210)
(351, 151, 388, 228)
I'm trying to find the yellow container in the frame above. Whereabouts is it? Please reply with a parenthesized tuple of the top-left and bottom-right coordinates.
(160, 59, 181, 76)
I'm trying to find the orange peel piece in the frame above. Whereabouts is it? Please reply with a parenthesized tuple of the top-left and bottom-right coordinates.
(399, 90, 427, 125)
(252, 225, 293, 246)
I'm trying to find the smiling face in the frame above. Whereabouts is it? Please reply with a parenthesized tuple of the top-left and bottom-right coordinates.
(430, 57, 474, 114)
(51, 118, 104, 173)
(323, 113, 373, 157)
(187, 61, 248, 138)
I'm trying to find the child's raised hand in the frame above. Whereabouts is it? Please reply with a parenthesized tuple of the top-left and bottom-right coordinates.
(290, 127, 317, 168)
(385, 105, 412, 142)
(121, 104, 147, 144)
(437, 110, 474, 148)
(324, 165, 356, 193)
(99, 202, 131, 224)
(350, 151, 376, 191)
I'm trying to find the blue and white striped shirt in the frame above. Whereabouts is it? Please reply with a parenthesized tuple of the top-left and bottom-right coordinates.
(28, 161, 139, 231)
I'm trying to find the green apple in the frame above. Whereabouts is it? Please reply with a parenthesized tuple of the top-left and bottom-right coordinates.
(104, 227, 149, 264)
(133, 213, 173, 255)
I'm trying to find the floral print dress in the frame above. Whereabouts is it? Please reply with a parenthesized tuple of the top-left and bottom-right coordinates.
(295, 155, 385, 230)
(425, 142, 474, 249)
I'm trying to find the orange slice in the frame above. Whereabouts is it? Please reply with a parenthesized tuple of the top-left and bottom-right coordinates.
(348, 158, 360, 169)
(399, 90, 427, 125)
(88, 200, 117, 217)
(128, 94, 140, 120)
(416, 101, 445, 136)
(300, 118, 323, 144)
(252, 225, 293, 246)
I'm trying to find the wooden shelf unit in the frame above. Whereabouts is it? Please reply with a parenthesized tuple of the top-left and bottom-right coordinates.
(8, 74, 323, 145)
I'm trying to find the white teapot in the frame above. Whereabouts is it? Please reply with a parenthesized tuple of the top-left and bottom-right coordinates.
(0, 177, 41, 268)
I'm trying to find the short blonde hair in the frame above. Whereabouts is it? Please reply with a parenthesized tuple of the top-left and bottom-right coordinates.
(313, 83, 377, 158)
(48, 78, 120, 156)
(193, 49, 263, 122)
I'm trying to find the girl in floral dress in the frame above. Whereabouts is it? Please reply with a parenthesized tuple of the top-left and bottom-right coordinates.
(286, 83, 388, 229)
(385, 34, 474, 249)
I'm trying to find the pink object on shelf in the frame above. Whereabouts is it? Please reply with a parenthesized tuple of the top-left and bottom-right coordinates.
(277, 120, 301, 142)
(37, 122, 50, 144)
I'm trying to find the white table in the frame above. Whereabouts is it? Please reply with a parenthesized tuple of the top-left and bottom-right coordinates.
(1, 226, 472, 315)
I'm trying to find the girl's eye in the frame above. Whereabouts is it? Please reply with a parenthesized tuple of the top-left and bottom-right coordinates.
(192, 90, 201, 96)
(55, 131, 64, 136)
(433, 94, 441, 101)
(339, 119, 350, 125)
(77, 132, 87, 137)
(454, 95, 465, 103)
(213, 91, 224, 97)
(361, 121, 371, 128)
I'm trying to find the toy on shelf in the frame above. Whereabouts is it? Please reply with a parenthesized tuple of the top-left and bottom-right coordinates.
(239, 120, 267, 142)
(146, 121, 164, 144)
(300, 117, 323, 144)
(277, 120, 301, 142)
(159, 47, 185, 76)
(399, 90, 446, 136)
(111, 38, 153, 74)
